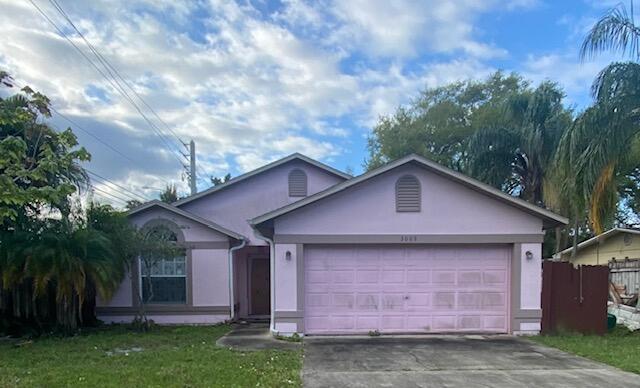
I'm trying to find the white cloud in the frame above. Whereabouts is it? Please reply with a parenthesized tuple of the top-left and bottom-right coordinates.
(0, 0, 537, 205)
(522, 53, 612, 108)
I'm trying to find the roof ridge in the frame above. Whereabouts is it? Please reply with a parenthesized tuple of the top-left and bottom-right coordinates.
(172, 153, 350, 207)
(251, 153, 568, 228)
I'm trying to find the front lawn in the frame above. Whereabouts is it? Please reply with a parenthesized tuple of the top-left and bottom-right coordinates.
(531, 326, 640, 374)
(0, 325, 301, 387)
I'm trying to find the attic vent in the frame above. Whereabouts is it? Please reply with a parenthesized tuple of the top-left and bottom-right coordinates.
(396, 174, 421, 212)
(288, 169, 307, 197)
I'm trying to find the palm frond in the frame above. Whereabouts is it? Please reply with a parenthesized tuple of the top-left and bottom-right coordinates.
(581, 2, 640, 61)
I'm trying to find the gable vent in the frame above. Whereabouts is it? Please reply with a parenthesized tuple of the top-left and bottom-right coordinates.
(396, 174, 421, 212)
(288, 169, 307, 197)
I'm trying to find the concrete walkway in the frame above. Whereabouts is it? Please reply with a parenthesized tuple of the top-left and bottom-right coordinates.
(303, 335, 640, 387)
(216, 323, 301, 351)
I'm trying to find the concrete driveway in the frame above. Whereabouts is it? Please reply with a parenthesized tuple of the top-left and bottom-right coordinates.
(303, 336, 640, 387)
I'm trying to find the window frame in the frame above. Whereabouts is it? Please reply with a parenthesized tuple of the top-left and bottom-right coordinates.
(139, 254, 188, 305)
(135, 219, 191, 306)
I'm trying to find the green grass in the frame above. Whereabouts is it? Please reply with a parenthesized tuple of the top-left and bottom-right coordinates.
(0, 325, 301, 387)
(530, 326, 640, 374)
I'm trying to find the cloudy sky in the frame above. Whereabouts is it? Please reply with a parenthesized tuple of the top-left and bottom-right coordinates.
(0, 0, 624, 205)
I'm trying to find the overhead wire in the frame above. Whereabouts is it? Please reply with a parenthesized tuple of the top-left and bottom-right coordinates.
(28, 0, 188, 168)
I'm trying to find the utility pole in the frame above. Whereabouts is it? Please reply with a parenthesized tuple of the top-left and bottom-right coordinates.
(188, 140, 197, 195)
(182, 139, 197, 195)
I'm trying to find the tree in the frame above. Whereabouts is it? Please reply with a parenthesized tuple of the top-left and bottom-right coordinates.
(365, 72, 529, 172)
(580, 1, 640, 61)
(0, 72, 90, 222)
(467, 81, 572, 205)
(0, 75, 135, 334)
(159, 184, 178, 203)
(125, 199, 143, 210)
(571, 2, 640, 234)
(134, 223, 182, 330)
(211, 173, 231, 186)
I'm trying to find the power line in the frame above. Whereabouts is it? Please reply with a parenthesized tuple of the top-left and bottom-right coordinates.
(89, 184, 130, 206)
(87, 170, 149, 202)
(28, 0, 187, 168)
(49, 0, 185, 145)
(47, 0, 188, 164)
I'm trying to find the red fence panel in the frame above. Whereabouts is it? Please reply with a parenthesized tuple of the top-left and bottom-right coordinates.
(541, 261, 609, 335)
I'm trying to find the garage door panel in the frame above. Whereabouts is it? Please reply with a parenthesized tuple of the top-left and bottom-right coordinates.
(432, 316, 456, 330)
(406, 292, 431, 307)
(432, 270, 455, 284)
(304, 245, 510, 334)
(381, 315, 405, 330)
(381, 270, 404, 283)
(406, 270, 430, 284)
(483, 270, 506, 284)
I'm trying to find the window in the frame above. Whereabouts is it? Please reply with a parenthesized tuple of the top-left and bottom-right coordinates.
(140, 225, 187, 304)
(288, 168, 307, 197)
(396, 174, 421, 212)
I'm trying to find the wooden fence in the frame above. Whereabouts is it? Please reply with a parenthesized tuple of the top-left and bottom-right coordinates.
(609, 259, 640, 294)
(541, 261, 609, 335)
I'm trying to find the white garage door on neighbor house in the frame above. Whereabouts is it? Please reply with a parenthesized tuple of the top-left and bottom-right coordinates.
(304, 245, 510, 334)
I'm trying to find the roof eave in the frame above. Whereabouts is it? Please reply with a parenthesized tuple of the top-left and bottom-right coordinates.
(127, 200, 246, 241)
(173, 153, 350, 207)
(251, 154, 569, 228)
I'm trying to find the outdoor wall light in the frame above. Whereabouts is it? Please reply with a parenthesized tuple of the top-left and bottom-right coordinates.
(525, 251, 534, 260)
(285, 251, 292, 261)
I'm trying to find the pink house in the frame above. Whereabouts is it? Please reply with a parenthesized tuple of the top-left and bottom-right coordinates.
(97, 153, 567, 335)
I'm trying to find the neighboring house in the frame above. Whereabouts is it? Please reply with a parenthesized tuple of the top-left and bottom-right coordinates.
(554, 228, 640, 266)
(97, 153, 567, 335)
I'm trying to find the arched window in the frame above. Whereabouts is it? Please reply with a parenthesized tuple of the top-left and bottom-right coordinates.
(140, 223, 187, 304)
(288, 168, 307, 197)
(396, 174, 421, 212)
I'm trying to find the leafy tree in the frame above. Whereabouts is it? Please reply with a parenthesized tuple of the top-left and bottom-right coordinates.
(125, 199, 143, 210)
(0, 75, 157, 334)
(0, 72, 90, 222)
(365, 72, 529, 172)
(159, 184, 178, 203)
(211, 173, 231, 186)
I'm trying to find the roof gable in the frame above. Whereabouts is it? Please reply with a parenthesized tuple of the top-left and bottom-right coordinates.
(556, 228, 640, 256)
(173, 153, 350, 207)
(127, 200, 245, 240)
(251, 154, 568, 229)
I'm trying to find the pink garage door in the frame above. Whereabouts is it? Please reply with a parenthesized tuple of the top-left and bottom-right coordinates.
(304, 245, 510, 334)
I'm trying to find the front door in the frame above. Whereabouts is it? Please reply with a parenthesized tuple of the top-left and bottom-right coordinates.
(250, 258, 270, 315)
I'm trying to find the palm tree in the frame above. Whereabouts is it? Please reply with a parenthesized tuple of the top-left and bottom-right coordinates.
(466, 81, 572, 206)
(570, 2, 640, 234)
(0, 219, 125, 332)
(581, 2, 640, 61)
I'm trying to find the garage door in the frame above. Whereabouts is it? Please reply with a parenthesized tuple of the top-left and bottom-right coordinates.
(304, 245, 510, 334)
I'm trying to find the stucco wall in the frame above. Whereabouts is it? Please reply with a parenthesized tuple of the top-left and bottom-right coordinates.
(97, 245, 232, 324)
(520, 243, 542, 310)
(269, 163, 547, 335)
(274, 243, 298, 312)
(274, 164, 543, 236)
(192, 248, 229, 306)
(179, 160, 345, 244)
(97, 270, 133, 307)
(128, 207, 230, 242)
(99, 314, 228, 325)
(562, 233, 640, 266)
